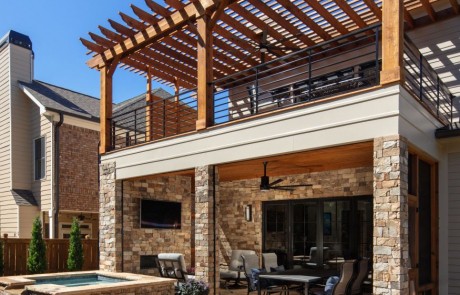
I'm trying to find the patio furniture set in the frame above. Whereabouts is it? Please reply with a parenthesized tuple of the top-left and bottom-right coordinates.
(156, 251, 369, 295)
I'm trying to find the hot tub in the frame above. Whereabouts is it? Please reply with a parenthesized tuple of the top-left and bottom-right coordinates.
(0, 271, 175, 295)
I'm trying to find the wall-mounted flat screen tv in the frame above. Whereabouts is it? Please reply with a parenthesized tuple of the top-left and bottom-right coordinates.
(140, 200, 181, 229)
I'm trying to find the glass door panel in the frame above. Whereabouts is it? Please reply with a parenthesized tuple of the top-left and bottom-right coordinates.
(264, 203, 289, 267)
(292, 202, 317, 268)
(323, 200, 351, 270)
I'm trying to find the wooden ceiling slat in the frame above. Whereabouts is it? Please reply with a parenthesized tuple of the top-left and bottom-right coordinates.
(362, 0, 382, 21)
(303, 0, 350, 35)
(90, 30, 197, 87)
(246, 0, 315, 47)
(129, 4, 251, 74)
(333, 0, 368, 29)
(229, 3, 299, 49)
(420, 0, 437, 22)
(98, 25, 200, 81)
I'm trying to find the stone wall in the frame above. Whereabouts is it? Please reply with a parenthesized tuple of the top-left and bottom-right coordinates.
(122, 176, 193, 275)
(218, 167, 373, 263)
(99, 162, 122, 271)
(373, 136, 409, 294)
(59, 124, 99, 212)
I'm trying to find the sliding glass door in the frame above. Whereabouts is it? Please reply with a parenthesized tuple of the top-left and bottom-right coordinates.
(262, 196, 372, 270)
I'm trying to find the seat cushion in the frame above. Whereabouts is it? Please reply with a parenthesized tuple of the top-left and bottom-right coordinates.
(220, 269, 239, 280)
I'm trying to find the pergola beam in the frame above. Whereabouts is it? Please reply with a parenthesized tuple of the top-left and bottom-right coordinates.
(303, 0, 350, 35)
(420, 0, 437, 22)
(450, 0, 460, 14)
(87, 0, 230, 69)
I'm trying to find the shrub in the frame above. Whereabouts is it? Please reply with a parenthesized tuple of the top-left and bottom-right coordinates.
(67, 217, 83, 271)
(178, 279, 209, 295)
(27, 217, 47, 274)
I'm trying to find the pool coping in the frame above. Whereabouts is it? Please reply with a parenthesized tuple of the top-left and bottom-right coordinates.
(0, 271, 176, 295)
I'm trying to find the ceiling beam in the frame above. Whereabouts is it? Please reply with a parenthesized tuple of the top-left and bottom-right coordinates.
(362, 0, 382, 21)
(87, 0, 230, 69)
(333, 0, 368, 29)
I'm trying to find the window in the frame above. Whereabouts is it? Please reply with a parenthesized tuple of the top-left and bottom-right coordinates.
(34, 137, 45, 180)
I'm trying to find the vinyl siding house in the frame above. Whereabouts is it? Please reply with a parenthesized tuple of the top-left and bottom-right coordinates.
(83, 1, 459, 294)
(0, 31, 104, 239)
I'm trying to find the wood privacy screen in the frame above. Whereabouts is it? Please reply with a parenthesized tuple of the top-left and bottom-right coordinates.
(1, 238, 99, 276)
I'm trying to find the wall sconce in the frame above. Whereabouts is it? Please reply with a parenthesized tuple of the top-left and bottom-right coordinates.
(245, 205, 252, 222)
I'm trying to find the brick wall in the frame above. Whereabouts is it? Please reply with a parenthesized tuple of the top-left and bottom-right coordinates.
(59, 124, 99, 212)
(122, 176, 193, 275)
(218, 167, 373, 263)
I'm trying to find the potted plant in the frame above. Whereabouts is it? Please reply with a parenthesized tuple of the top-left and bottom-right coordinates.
(178, 279, 209, 295)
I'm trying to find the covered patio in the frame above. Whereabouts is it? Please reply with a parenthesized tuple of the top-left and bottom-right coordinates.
(84, 0, 455, 294)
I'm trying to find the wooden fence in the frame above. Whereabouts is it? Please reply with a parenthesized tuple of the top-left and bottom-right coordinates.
(1, 238, 99, 276)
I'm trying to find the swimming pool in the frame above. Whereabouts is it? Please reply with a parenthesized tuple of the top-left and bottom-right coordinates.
(34, 274, 128, 287)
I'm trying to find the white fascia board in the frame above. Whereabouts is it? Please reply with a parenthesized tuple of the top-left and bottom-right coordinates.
(19, 84, 47, 115)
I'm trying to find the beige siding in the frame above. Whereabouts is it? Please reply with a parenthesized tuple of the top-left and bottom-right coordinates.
(9, 44, 33, 190)
(0, 44, 19, 236)
(449, 152, 460, 294)
(31, 105, 53, 211)
(18, 205, 40, 238)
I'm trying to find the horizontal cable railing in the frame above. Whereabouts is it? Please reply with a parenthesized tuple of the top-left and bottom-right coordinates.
(403, 35, 453, 125)
(212, 25, 381, 125)
(110, 88, 197, 151)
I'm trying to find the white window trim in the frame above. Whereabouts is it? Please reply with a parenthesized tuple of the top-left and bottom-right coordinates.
(33, 136, 46, 181)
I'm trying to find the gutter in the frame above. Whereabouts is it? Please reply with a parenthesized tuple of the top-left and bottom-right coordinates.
(53, 113, 64, 237)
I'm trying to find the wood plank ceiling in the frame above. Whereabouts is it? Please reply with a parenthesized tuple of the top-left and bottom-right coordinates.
(82, 0, 459, 90)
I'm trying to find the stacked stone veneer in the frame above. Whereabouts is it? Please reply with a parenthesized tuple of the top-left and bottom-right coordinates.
(218, 167, 373, 262)
(99, 162, 122, 271)
(373, 136, 409, 294)
(122, 176, 192, 275)
(195, 166, 219, 294)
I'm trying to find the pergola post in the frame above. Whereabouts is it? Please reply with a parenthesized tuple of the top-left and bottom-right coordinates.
(100, 61, 117, 154)
(380, 0, 405, 85)
(196, 13, 214, 130)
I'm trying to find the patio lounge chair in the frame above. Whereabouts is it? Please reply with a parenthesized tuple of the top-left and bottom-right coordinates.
(220, 249, 256, 288)
(350, 258, 369, 294)
(241, 253, 288, 295)
(262, 253, 280, 272)
(158, 253, 193, 292)
(309, 259, 357, 295)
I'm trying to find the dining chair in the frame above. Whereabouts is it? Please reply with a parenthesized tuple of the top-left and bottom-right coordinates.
(241, 254, 288, 295)
(262, 253, 280, 272)
(350, 258, 369, 294)
(309, 259, 357, 295)
(221, 249, 256, 288)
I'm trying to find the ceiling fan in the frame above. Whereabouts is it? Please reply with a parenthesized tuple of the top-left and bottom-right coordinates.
(259, 162, 312, 191)
(253, 30, 302, 63)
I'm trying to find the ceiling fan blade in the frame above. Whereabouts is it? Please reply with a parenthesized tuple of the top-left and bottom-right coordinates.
(269, 179, 283, 186)
(270, 186, 295, 191)
(273, 184, 313, 188)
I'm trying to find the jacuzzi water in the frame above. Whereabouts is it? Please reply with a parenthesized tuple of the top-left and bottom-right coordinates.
(34, 275, 129, 287)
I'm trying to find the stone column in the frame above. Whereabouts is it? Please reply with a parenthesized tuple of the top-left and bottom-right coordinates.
(99, 162, 123, 272)
(373, 136, 409, 294)
(195, 166, 219, 294)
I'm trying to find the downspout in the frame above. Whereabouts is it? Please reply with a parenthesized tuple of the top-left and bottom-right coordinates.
(212, 166, 216, 295)
(53, 113, 64, 238)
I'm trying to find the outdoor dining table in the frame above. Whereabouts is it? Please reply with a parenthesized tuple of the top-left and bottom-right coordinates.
(257, 268, 339, 295)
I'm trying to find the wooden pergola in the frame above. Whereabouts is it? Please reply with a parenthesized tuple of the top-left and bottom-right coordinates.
(82, 0, 460, 154)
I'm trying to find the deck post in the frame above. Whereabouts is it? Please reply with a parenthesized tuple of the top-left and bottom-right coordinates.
(195, 166, 219, 294)
(100, 61, 117, 154)
(380, 0, 405, 85)
(373, 136, 409, 294)
(196, 13, 214, 130)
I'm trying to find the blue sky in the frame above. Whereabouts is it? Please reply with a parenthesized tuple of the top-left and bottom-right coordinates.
(1, 0, 170, 103)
